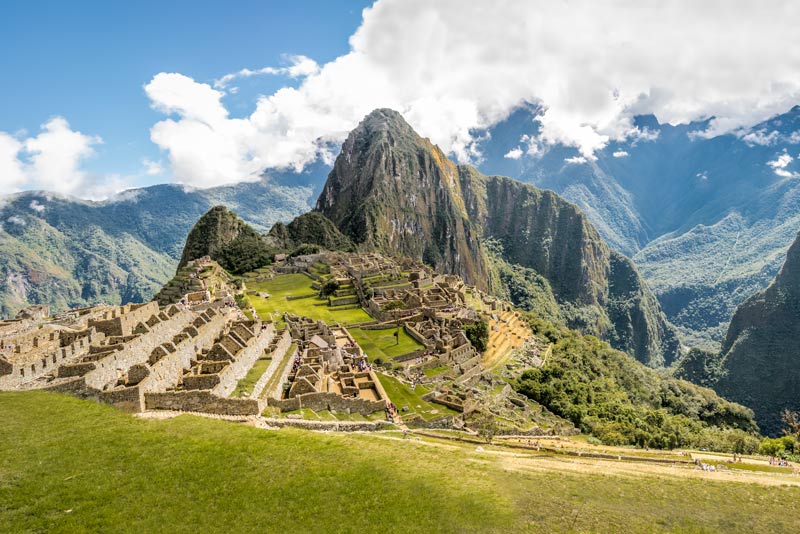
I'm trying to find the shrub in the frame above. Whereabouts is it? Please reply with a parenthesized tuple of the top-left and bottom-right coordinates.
(464, 319, 489, 353)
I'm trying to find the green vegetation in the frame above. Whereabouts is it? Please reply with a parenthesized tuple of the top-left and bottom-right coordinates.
(486, 241, 562, 324)
(247, 273, 372, 325)
(422, 365, 450, 377)
(515, 313, 760, 450)
(268, 212, 354, 252)
(179, 206, 274, 275)
(464, 319, 489, 353)
(3, 391, 800, 533)
(232, 358, 272, 398)
(673, 347, 726, 388)
(349, 327, 423, 361)
(320, 279, 340, 297)
(375, 373, 456, 421)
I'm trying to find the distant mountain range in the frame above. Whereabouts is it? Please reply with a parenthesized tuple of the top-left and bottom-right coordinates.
(3, 104, 800, 354)
(0, 177, 315, 317)
(475, 106, 800, 348)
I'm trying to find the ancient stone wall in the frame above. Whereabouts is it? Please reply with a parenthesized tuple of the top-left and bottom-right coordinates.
(0, 328, 100, 389)
(81, 308, 194, 391)
(267, 390, 385, 416)
(212, 323, 274, 398)
(249, 330, 291, 399)
(89, 302, 160, 337)
(145, 391, 260, 415)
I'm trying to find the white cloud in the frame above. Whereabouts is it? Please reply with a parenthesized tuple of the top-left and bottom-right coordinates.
(788, 131, 800, 144)
(213, 55, 320, 89)
(0, 117, 102, 196)
(142, 158, 164, 176)
(564, 155, 587, 165)
(29, 199, 45, 213)
(612, 150, 629, 158)
(504, 147, 523, 160)
(767, 150, 798, 177)
(7, 215, 26, 226)
(0, 133, 26, 192)
(146, 0, 800, 187)
(740, 129, 780, 146)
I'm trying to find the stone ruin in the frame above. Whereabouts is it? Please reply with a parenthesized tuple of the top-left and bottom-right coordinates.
(264, 314, 388, 416)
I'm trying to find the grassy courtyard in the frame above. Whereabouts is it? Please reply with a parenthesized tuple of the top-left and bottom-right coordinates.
(245, 273, 373, 325)
(375, 373, 458, 421)
(2, 391, 800, 533)
(348, 327, 424, 361)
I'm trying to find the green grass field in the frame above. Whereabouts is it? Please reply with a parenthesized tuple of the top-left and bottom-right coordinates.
(375, 373, 458, 421)
(2, 392, 800, 533)
(348, 327, 424, 361)
(246, 273, 373, 325)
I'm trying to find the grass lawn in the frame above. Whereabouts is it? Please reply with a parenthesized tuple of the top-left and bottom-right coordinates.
(349, 327, 423, 361)
(231, 358, 271, 398)
(2, 392, 800, 533)
(422, 365, 450, 377)
(375, 373, 458, 421)
(246, 273, 373, 325)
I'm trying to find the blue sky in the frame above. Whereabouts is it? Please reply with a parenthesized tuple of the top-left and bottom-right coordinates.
(0, 0, 370, 188)
(1, 1, 798, 198)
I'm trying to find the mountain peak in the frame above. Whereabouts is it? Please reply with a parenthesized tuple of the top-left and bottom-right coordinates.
(313, 109, 681, 366)
(179, 205, 272, 275)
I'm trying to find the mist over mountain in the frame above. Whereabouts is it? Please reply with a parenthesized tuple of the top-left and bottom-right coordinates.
(474, 105, 800, 348)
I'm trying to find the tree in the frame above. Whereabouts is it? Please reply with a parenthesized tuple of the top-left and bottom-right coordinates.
(782, 409, 800, 442)
(464, 319, 489, 353)
(320, 279, 340, 297)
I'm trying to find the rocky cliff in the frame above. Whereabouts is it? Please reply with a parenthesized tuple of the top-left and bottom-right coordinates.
(313, 109, 680, 366)
(711, 231, 800, 435)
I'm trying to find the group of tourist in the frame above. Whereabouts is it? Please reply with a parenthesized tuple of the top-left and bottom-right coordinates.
(290, 353, 303, 374)
(355, 358, 373, 373)
(386, 401, 400, 423)
(769, 456, 791, 467)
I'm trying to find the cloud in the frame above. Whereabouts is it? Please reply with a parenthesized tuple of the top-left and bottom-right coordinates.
(0, 117, 102, 196)
(7, 215, 26, 226)
(213, 55, 320, 89)
(147, 0, 800, 186)
(565, 156, 587, 165)
(767, 150, 798, 177)
(504, 147, 523, 160)
(740, 129, 780, 146)
(142, 158, 164, 176)
(612, 150, 629, 158)
(29, 199, 45, 213)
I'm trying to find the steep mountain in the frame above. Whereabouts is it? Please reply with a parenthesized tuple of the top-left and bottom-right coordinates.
(267, 212, 354, 252)
(476, 106, 800, 348)
(0, 177, 313, 317)
(705, 232, 800, 435)
(312, 109, 680, 366)
(178, 206, 273, 275)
